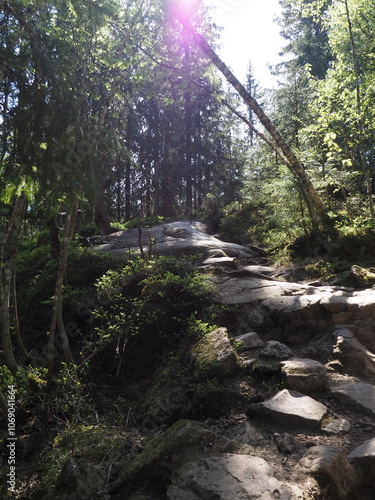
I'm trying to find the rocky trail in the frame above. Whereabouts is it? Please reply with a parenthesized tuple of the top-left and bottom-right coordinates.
(39, 222, 375, 499)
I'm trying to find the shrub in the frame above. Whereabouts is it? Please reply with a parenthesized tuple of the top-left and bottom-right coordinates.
(90, 256, 218, 378)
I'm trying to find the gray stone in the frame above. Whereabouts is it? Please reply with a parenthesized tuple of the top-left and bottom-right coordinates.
(321, 418, 351, 435)
(247, 389, 328, 429)
(330, 382, 375, 417)
(201, 256, 237, 268)
(250, 357, 282, 373)
(110, 420, 220, 495)
(349, 438, 375, 486)
(352, 320, 375, 353)
(281, 358, 327, 392)
(276, 433, 296, 454)
(332, 327, 354, 339)
(229, 421, 258, 445)
(190, 327, 239, 378)
(299, 446, 357, 499)
(260, 341, 294, 359)
(234, 332, 265, 350)
(167, 454, 303, 499)
(93, 221, 257, 259)
(333, 336, 375, 378)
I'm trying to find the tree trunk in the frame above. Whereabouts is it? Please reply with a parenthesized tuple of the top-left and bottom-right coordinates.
(0, 192, 28, 374)
(191, 30, 327, 225)
(344, 0, 374, 217)
(11, 269, 28, 358)
(47, 204, 78, 377)
(94, 190, 112, 235)
(184, 45, 193, 219)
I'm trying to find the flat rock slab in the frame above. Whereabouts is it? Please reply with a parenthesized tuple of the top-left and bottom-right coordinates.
(349, 438, 375, 486)
(247, 389, 328, 429)
(330, 383, 375, 417)
(281, 358, 327, 392)
(167, 454, 303, 499)
(93, 221, 257, 258)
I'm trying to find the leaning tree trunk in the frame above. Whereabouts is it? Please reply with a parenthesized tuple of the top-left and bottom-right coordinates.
(0, 192, 28, 374)
(188, 29, 327, 227)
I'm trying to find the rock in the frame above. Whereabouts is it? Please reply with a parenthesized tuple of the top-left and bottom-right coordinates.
(299, 445, 357, 499)
(44, 457, 105, 500)
(110, 420, 220, 495)
(330, 265, 375, 289)
(332, 327, 354, 339)
(333, 336, 375, 378)
(260, 341, 294, 359)
(250, 341, 294, 373)
(196, 388, 247, 418)
(93, 221, 258, 259)
(276, 433, 296, 454)
(201, 256, 238, 269)
(351, 320, 375, 352)
(234, 331, 265, 350)
(190, 327, 239, 378)
(247, 389, 328, 429)
(349, 438, 375, 486)
(321, 418, 351, 435)
(249, 357, 282, 373)
(167, 454, 303, 499)
(281, 358, 327, 392)
(229, 421, 258, 445)
(58, 457, 80, 488)
(330, 382, 375, 417)
(261, 295, 329, 345)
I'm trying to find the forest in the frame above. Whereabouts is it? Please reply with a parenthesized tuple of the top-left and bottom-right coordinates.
(2, 0, 375, 498)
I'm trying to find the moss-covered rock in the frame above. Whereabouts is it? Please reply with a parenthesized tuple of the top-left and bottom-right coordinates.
(110, 419, 220, 497)
(33, 425, 127, 500)
(189, 327, 239, 378)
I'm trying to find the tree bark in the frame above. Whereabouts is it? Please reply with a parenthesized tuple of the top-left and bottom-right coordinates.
(47, 204, 78, 377)
(344, 0, 374, 217)
(191, 30, 328, 225)
(94, 190, 112, 235)
(0, 192, 28, 374)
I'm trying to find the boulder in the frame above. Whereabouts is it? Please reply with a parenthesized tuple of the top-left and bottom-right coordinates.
(167, 454, 303, 499)
(333, 336, 375, 378)
(196, 388, 247, 418)
(349, 438, 375, 486)
(276, 433, 297, 454)
(299, 446, 357, 499)
(110, 420, 220, 495)
(281, 358, 327, 392)
(93, 221, 258, 259)
(260, 341, 294, 359)
(321, 418, 351, 435)
(233, 331, 265, 350)
(247, 389, 328, 429)
(189, 327, 239, 378)
(42, 457, 106, 500)
(330, 382, 375, 417)
(250, 341, 294, 373)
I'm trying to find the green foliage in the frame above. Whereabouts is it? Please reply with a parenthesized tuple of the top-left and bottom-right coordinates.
(218, 202, 267, 246)
(122, 216, 167, 230)
(94, 256, 216, 347)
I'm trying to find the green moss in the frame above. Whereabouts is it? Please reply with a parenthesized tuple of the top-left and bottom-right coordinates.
(111, 420, 215, 496)
(33, 425, 127, 499)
